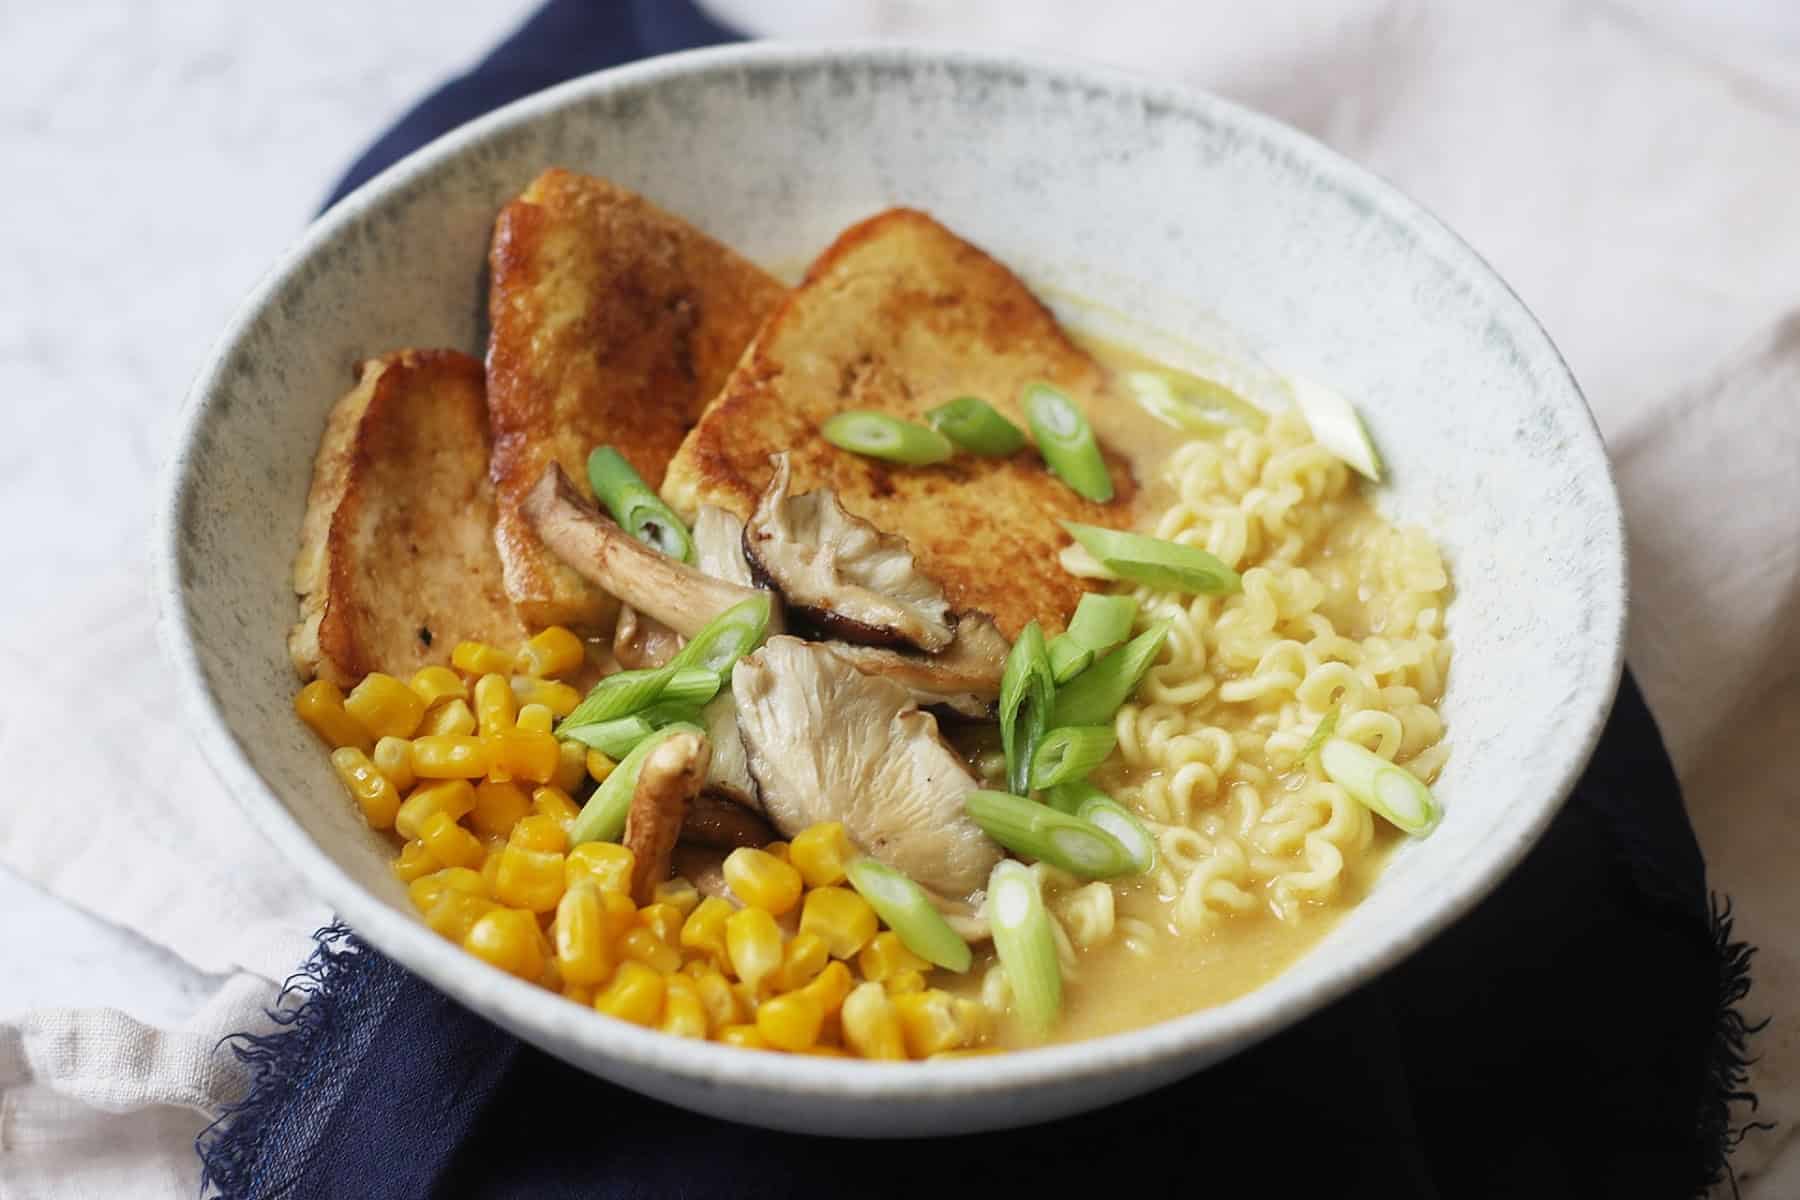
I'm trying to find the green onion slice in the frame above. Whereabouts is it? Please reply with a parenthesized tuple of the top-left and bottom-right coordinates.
(1045, 636, 1093, 685)
(568, 723, 704, 845)
(559, 596, 766, 735)
(668, 593, 774, 678)
(1049, 620, 1172, 728)
(559, 715, 655, 759)
(1124, 368, 1267, 435)
(844, 858, 972, 972)
(926, 396, 1026, 456)
(1024, 383, 1114, 503)
(1063, 593, 1138, 655)
(1060, 522, 1240, 595)
(1290, 374, 1382, 482)
(986, 860, 1063, 1033)
(1028, 725, 1117, 790)
(586, 446, 695, 563)
(964, 790, 1134, 879)
(821, 411, 954, 466)
(999, 621, 1056, 796)
(1074, 793, 1157, 875)
(1296, 706, 1340, 765)
(1318, 737, 1438, 835)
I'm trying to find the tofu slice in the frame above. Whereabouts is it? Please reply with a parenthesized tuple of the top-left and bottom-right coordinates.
(486, 169, 787, 631)
(289, 349, 524, 687)
(660, 209, 1137, 639)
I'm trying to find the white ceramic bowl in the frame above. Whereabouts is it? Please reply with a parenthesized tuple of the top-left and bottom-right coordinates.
(155, 43, 1624, 1136)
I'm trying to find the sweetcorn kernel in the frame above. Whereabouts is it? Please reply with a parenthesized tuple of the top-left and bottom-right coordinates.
(858, 932, 930, 983)
(884, 969, 927, 996)
(802, 961, 854, 1018)
(637, 902, 684, 947)
(594, 961, 665, 1027)
(330, 746, 401, 830)
(395, 779, 476, 842)
(512, 677, 582, 717)
(295, 680, 372, 753)
(419, 810, 484, 869)
(554, 883, 615, 987)
(371, 736, 416, 794)
(391, 839, 438, 884)
(799, 887, 878, 960)
(774, 932, 829, 993)
(724, 907, 783, 991)
(452, 641, 512, 676)
(618, 926, 682, 974)
(473, 673, 517, 735)
(586, 749, 617, 784)
(842, 982, 907, 1060)
(344, 673, 426, 740)
(552, 739, 589, 792)
(463, 908, 544, 980)
(515, 703, 555, 734)
(679, 896, 734, 963)
(892, 990, 967, 1058)
(469, 780, 531, 839)
(418, 698, 477, 738)
(566, 842, 635, 895)
(516, 626, 585, 678)
(788, 822, 855, 888)
(716, 1024, 770, 1050)
(722, 847, 803, 915)
(531, 786, 580, 832)
(410, 736, 488, 779)
(483, 729, 559, 783)
(652, 877, 700, 917)
(409, 666, 467, 709)
(660, 975, 709, 1039)
(756, 991, 824, 1053)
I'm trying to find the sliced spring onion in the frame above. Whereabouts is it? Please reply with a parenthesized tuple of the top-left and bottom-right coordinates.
(557, 666, 719, 734)
(821, 411, 954, 466)
(1075, 794, 1157, 875)
(1023, 383, 1113, 503)
(1296, 705, 1340, 765)
(1290, 374, 1382, 481)
(964, 790, 1134, 879)
(999, 621, 1056, 796)
(1124, 368, 1267, 435)
(844, 858, 972, 972)
(1027, 725, 1118, 790)
(667, 593, 774, 678)
(568, 723, 704, 845)
(586, 446, 695, 563)
(926, 396, 1026, 456)
(1045, 636, 1093, 684)
(1060, 522, 1240, 595)
(987, 860, 1062, 1033)
(559, 714, 655, 758)
(1063, 593, 1138, 655)
(1048, 620, 1172, 728)
(1318, 737, 1438, 835)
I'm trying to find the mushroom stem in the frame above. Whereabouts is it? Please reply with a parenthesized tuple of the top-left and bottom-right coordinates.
(624, 729, 710, 904)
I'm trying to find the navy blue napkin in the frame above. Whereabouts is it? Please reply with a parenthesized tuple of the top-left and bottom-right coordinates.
(200, 4, 1764, 1196)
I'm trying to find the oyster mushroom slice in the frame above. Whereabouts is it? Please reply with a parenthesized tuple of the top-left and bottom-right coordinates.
(522, 464, 777, 640)
(681, 793, 777, 850)
(623, 728, 710, 904)
(699, 692, 759, 813)
(824, 612, 1011, 717)
(612, 506, 757, 670)
(732, 636, 1001, 899)
(743, 454, 954, 652)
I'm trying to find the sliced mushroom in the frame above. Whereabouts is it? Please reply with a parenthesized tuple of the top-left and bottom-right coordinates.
(699, 692, 759, 812)
(824, 611, 1010, 717)
(613, 604, 683, 670)
(732, 636, 1001, 899)
(681, 793, 777, 850)
(743, 454, 953, 652)
(522, 464, 777, 640)
(623, 729, 710, 904)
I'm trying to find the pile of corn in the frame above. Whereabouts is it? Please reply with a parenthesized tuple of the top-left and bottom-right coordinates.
(294, 629, 993, 1059)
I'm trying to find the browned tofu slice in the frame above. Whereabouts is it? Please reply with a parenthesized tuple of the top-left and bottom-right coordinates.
(486, 169, 787, 631)
(289, 349, 524, 687)
(660, 209, 1137, 639)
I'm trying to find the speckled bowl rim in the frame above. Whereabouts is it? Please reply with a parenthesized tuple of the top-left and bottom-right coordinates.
(155, 42, 1625, 1112)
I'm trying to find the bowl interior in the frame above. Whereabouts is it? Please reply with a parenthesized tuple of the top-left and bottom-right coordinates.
(160, 45, 1622, 1132)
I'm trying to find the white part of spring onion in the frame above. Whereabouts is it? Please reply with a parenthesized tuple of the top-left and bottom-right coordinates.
(987, 860, 1062, 1034)
(844, 858, 973, 973)
(1075, 794, 1157, 875)
(1290, 374, 1382, 482)
(568, 723, 705, 845)
(1318, 737, 1438, 834)
(1124, 369, 1267, 435)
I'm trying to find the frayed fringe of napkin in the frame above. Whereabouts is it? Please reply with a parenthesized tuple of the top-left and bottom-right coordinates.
(196, 922, 369, 1200)
(1698, 895, 1771, 1199)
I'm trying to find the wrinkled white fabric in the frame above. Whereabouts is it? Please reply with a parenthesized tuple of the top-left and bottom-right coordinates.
(2, 1, 1797, 1197)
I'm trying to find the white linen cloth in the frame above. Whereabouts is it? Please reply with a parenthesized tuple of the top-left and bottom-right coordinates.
(2, 1, 1796, 1196)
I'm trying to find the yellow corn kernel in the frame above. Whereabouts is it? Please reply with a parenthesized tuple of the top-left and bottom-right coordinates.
(952, 997, 992, 1047)
(512, 677, 582, 718)
(660, 975, 708, 1039)
(422, 891, 498, 942)
(763, 841, 791, 863)
(716, 1024, 770, 1051)
(418, 810, 484, 870)
(469, 780, 530, 840)
(725, 907, 784, 991)
(392, 839, 437, 884)
(463, 908, 544, 980)
(473, 673, 517, 736)
(395, 779, 476, 842)
(410, 735, 488, 779)
(511, 814, 567, 853)
(452, 641, 512, 677)
(618, 926, 682, 974)
(799, 887, 878, 961)
(598, 889, 639, 940)
(562, 984, 595, 1007)
(637, 902, 684, 947)
(532, 785, 580, 833)
(515, 703, 554, 735)
(516, 626, 585, 678)
(841, 982, 908, 1060)
(858, 932, 930, 984)
(554, 884, 615, 987)
(788, 822, 854, 889)
(723, 847, 803, 916)
(730, 979, 759, 1016)
(408, 866, 488, 913)
(483, 730, 559, 784)
(594, 960, 665, 1027)
(496, 844, 566, 913)
(566, 841, 636, 895)
(819, 1012, 843, 1048)
(295, 680, 372, 753)
(692, 968, 744, 1032)
(552, 739, 588, 792)
(372, 736, 416, 793)
(885, 969, 927, 996)
(343, 673, 426, 740)
(409, 666, 467, 709)
(586, 749, 617, 784)
(803, 961, 854, 1018)
(419, 697, 477, 738)
(679, 896, 735, 963)
(756, 990, 824, 1053)
(774, 932, 829, 993)
(329, 746, 401, 830)
(479, 843, 505, 893)
(652, 877, 700, 918)
(892, 990, 967, 1057)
